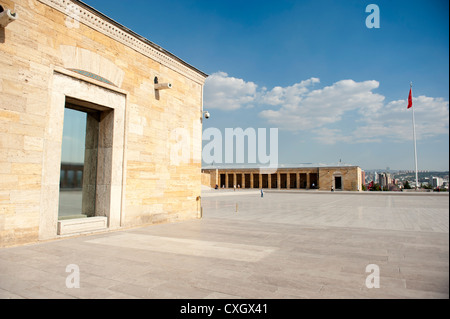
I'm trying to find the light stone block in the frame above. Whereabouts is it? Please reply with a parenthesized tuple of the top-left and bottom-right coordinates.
(57, 216, 108, 235)
(23, 136, 44, 152)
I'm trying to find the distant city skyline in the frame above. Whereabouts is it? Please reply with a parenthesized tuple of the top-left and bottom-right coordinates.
(85, 0, 449, 171)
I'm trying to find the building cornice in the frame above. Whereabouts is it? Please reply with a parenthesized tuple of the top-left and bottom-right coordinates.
(38, 0, 208, 84)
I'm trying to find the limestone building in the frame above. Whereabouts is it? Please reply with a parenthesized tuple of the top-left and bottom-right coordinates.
(0, 0, 207, 247)
(202, 166, 363, 192)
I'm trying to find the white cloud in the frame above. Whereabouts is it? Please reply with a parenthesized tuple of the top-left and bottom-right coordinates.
(261, 78, 320, 107)
(356, 96, 449, 143)
(203, 72, 449, 144)
(203, 72, 258, 110)
(260, 78, 385, 131)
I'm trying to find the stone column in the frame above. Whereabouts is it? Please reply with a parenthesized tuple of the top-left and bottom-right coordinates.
(259, 174, 263, 189)
(225, 174, 229, 188)
(268, 174, 272, 189)
(306, 173, 310, 189)
(277, 172, 281, 189)
(95, 110, 114, 220)
(212, 169, 218, 188)
(82, 114, 99, 217)
(287, 173, 291, 190)
(250, 173, 254, 189)
(216, 169, 219, 187)
(242, 173, 245, 189)
(297, 173, 300, 189)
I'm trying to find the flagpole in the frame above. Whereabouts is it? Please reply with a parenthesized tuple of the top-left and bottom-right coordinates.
(410, 82, 419, 189)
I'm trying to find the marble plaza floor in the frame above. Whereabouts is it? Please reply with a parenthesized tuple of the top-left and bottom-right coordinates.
(0, 190, 448, 299)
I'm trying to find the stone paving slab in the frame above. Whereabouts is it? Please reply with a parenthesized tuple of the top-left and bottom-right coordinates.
(0, 192, 448, 299)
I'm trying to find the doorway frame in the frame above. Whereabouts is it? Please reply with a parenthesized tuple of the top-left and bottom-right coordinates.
(333, 175, 343, 191)
(39, 70, 126, 240)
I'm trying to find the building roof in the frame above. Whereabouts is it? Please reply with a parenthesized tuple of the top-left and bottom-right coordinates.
(202, 163, 360, 170)
(63, 0, 208, 82)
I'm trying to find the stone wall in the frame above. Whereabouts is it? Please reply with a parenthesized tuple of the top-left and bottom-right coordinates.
(0, 0, 206, 247)
(318, 167, 362, 191)
(201, 173, 211, 187)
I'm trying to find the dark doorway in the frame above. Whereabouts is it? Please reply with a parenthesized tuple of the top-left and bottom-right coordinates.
(271, 174, 278, 189)
(280, 174, 287, 189)
(300, 173, 307, 189)
(262, 174, 269, 188)
(236, 174, 242, 188)
(335, 176, 342, 190)
(220, 174, 226, 188)
(227, 174, 234, 188)
(310, 173, 318, 189)
(290, 173, 297, 189)
(245, 174, 251, 188)
(253, 174, 260, 188)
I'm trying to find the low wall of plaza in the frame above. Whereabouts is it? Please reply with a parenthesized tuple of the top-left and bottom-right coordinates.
(202, 167, 363, 192)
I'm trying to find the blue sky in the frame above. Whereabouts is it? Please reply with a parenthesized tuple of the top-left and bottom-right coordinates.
(85, 0, 449, 171)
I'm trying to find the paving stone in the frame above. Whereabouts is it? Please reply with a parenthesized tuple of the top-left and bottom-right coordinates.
(0, 192, 448, 299)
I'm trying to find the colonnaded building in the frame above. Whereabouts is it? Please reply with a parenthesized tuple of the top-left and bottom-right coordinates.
(0, 0, 207, 247)
(202, 166, 363, 192)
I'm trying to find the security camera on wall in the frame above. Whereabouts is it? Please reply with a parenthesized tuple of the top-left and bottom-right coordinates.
(0, 6, 18, 28)
(204, 111, 210, 119)
(153, 76, 172, 90)
(154, 83, 172, 90)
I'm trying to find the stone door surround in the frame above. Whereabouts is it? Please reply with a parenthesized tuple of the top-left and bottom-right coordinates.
(39, 70, 126, 240)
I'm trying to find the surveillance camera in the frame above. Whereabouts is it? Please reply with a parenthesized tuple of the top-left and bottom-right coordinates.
(204, 111, 210, 119)
(0, 7, 18, 28)
(154, 83, 172, 90)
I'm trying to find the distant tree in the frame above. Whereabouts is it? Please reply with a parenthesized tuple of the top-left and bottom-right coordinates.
(403, 181, 412, 189)
(370, 183, 381, 191)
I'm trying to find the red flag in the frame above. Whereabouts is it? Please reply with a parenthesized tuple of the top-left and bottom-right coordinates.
(407, 88, 413, 109)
